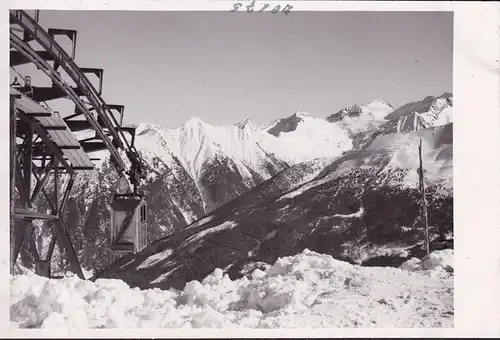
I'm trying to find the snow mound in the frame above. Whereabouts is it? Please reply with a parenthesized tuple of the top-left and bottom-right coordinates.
(11, 249, 453, 329)
(400, 249, 454, 273)
(422, 249, 454, 271)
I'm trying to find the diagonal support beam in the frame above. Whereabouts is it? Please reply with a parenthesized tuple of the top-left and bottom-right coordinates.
(30, 159, 54, 203)
(17, 114, 74, 176)
(55, 219, 84, 279)
(30, 165, 56, 213)
(58, 176, 74, 215)
(11, 221, 27, 269)
(12, 220, 40, 267)
(45, 232, 57, 262)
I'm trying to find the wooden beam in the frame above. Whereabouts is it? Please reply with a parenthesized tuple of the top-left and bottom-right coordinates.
(65, 120, 92, 132)
(9, 24, 128, 175)
(10, 50, 55, 66)
(58, 145, 81, 150)
(110, 243, 134, 252)
(81, 141, 106, 153)
(55, 166, 94, 171)
(63, 112, 83, 121)
(18, 109, 51, 117)
(14, 208, 59, 220)
(17, 114, 74, 176)
(29, 86, 74, 102)
(42, 125, 67, 131)
(33, 157, 100, 162)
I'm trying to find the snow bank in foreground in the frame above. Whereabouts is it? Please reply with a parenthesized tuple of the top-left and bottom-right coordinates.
(400, 249, 454, 273)
(10, 249, 453, 329)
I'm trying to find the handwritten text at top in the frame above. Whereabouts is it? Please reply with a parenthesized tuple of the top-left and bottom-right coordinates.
(230, 1, 293, 15)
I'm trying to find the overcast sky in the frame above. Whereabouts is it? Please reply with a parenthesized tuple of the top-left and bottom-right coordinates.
(24, 10, 452, 128)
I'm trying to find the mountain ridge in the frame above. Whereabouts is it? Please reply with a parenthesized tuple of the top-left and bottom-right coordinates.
(16, 93, 453, 279)
(97, 121, 453, 290)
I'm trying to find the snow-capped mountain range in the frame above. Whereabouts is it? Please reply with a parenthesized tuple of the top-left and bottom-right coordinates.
(95, 93, 453, 288)
(17, 93, 452, 280)
(327, 99, 395, 135)
(381, 93, 452, 134)
(128, 94, 451, 212)
(133, 110, 353, 186)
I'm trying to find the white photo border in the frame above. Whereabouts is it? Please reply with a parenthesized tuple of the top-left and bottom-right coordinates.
(1, 1, 499, 338)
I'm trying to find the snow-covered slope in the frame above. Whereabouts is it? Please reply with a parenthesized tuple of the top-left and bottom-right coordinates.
(98, 121, 453, 292)
(381, 93, 452, 133)
(107, 94, 450, 216)
(134, 119, 287, 211)
(323, 123, 453, 188)
(327, 99, 395, 136)
(136, 118, 283, 182)
(141, 118, 269, 181)
(259, 112, 353, 164)
(132, 111, 354, 210)
(11, 249, 453, 328)
(350, 94, 453, 150)
(135, 111, 354, 184)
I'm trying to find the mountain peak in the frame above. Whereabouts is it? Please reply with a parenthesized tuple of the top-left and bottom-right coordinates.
(384, 93, 453, 121)
(364, 98, 394, 109)
(327, 98, 395, 124)
(267, 112, 307, 137)
(236, 117, 254, 129)
(135, 122, 163, 135)
(183, 117, 206, 129)
(293, 111, 311, 118)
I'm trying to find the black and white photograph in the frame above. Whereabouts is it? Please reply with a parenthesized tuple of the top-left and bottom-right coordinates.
(8, 5, 462, 330)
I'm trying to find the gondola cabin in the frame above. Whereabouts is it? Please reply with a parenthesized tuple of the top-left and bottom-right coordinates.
(109, 195, 148, 255)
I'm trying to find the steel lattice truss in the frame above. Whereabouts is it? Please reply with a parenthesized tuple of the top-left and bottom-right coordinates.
(9, 10, 147, 278)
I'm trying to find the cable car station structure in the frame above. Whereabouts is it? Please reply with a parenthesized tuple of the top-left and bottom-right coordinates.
(10, 10, 148, 279)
